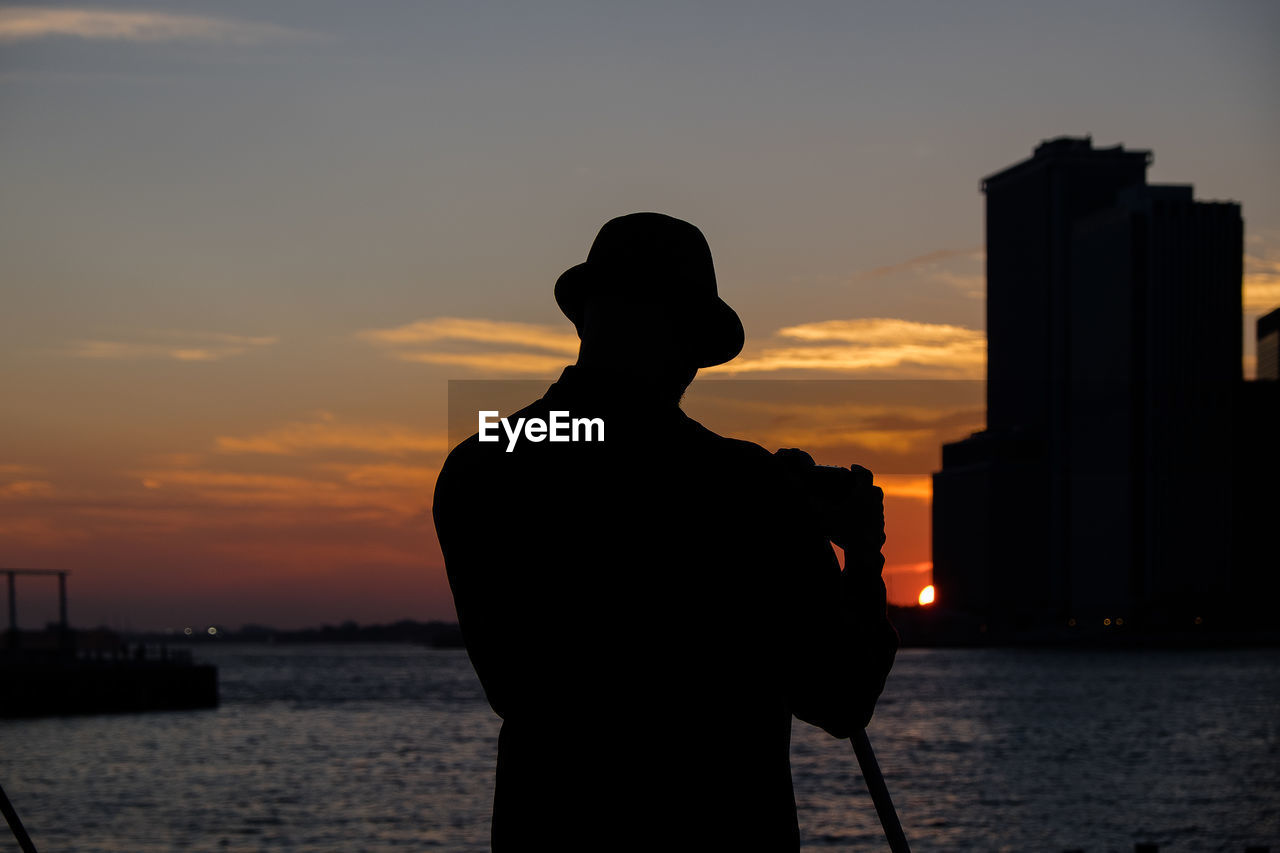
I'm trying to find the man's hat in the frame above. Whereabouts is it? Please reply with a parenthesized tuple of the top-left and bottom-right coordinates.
(554, 212, 744, 368)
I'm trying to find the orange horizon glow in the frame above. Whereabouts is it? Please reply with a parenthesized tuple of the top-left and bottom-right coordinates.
(2, 346, 963, 627)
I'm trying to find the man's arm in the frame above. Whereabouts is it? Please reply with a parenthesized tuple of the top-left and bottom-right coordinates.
(772, 452, 899, 738)
(433, 443, 514, 718)
(783, 528, 898, 737)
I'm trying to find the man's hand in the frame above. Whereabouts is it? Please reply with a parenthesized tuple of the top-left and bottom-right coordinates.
(835, 464, 886, 558)
(774, 449, 886, 570)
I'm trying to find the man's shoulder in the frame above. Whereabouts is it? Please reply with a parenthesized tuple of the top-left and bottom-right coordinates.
(681, 415, 778, 467)
(438, 432, 486, 473)
(434, 434, 482, 511)
(436, 397, 550, 493)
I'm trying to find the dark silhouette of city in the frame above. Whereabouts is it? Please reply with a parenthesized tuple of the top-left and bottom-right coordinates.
(933, 136, 1280, 637)
(433, 213, 898, 850)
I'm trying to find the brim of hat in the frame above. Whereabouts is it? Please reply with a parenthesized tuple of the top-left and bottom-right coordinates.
(555, 263, 744, 368)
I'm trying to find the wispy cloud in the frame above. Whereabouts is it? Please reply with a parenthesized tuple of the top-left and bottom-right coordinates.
(777, 318, 980, 346)
(0, 462, 54, 499)
(0, 480, 53, 498)
(0, 7, 316, 45)
(708, 318, 986, 377)
(770, 426, 940, 454)
(394, 350, 572, 374)
(318, 462, 440, 490)
(853, 246, 983, 281)
(123, 465, 432, 524)
(853, 245, 985, 301)
(359, 317, 578, 375)
(681, 390, 985, 473)
(215, 413, 446, 457)
(360, 314, 983, 377)
(359, 317, 579, 353)
(66, 331, 277, 362)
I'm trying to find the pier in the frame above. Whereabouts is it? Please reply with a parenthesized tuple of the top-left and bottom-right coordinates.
(1, 568, 217, 718)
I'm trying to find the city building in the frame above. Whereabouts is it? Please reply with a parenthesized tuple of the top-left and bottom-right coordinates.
(933, 137, 1256, 631)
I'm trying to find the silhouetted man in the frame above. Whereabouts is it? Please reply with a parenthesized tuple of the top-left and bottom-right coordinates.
(433, 213, 897, 851)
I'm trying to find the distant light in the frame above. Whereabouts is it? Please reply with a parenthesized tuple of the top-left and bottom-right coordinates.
(183, 627, 193, 636)
(918, 585, 936, 606)
(207, 626, 217, 635)
(1067, 617, 1077, 627)
(1194, 616, 1203, 625)
(1103, 618, 1112, 626)
(1115, 617, 1124, 626)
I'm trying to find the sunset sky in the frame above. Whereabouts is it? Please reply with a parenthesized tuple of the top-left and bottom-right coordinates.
(3, 1, 1278, 629)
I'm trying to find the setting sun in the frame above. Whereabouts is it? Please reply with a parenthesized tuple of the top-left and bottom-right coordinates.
(918, 584, 936, 606)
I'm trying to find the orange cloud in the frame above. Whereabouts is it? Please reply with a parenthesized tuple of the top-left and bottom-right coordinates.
(127, 463, 434, 522)
(394, 350, 570, 374)
(0, 463, 54, 499)
(707, 318, 986, 377)
(0, 480, 54, 498)
(1245, 243, 1280, 313)
(66, 331, 277, 362)
(358, 316, 577, 376)
(0, 7, 314, 44)
(359, 317, 579, 353)
(215, 414, 446, 457)
(320, 463, 439, 489)
(683, 394, 985, 461)
(741, 425, 938, 455)
(126, 414, 445, 526)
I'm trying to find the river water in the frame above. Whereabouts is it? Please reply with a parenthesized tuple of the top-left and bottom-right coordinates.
(3, 645, 1277, 851)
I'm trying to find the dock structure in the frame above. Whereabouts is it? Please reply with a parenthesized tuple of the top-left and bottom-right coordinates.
(1, 567, 217, 718)
(5, 568, 69, 638)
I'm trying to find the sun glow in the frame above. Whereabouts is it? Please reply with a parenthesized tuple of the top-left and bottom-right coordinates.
(918, 584, 936, 606)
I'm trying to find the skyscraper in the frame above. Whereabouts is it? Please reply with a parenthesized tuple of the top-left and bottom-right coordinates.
(933, 137, 1244, 630)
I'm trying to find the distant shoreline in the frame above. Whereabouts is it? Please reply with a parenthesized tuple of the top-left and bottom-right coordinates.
(104, 612, 1280, 650)
(116, 620, 466, 648)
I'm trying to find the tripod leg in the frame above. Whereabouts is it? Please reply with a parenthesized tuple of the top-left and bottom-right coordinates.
(0, 780, 38, 853)
(850, 729, 910, 853)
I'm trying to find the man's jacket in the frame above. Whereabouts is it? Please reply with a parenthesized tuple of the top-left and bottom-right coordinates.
(433, 365, 898, 851)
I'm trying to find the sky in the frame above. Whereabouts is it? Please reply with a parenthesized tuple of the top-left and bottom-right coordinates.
(2, 1, 1278, 630)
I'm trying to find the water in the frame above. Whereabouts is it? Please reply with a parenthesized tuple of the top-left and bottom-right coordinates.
(3, 645, 1277, 851)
